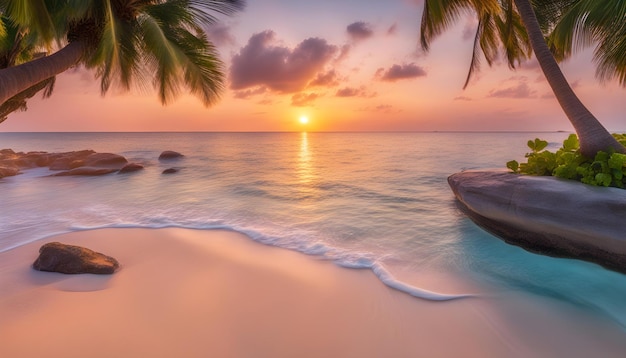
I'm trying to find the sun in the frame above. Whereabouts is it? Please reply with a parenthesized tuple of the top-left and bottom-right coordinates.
(299, 116, 309, 125)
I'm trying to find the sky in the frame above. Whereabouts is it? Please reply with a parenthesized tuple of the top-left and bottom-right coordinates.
(2, 0, 625, 132)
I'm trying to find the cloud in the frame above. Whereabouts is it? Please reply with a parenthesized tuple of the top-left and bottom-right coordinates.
(387, 23, 398, 36)
(233, 87, 267, 99)
(291, 93, 320, 107)
(462, 19, 478, 41)
(488, 77, 536, 98)
(358, 104, 401, 114)
(347, 22, 374, 42)
(230, 30, 337, 93)
(335, 86, 375, 98)
(309, 70, 340, 87)
(375, 63, 427, 82)
(454, 96, 472, 101)
(206, 23, 237, 47)
(335, 44, 352, 63)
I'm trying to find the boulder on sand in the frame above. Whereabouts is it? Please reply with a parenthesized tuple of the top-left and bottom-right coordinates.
(33, 242, 119, 274)
(448, 170, 626, 273)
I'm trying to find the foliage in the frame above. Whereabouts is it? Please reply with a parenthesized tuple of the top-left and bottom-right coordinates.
(507, 133, 626, 188)
(420, 0, 532, 89)
(0, 0, 245, 107)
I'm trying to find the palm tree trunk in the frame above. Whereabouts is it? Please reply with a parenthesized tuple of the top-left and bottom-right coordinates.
(513, 0, 626, 157)
(0, 41, 85, 107)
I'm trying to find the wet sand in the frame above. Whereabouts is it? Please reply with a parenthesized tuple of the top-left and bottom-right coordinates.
(1, 228, 625, 357)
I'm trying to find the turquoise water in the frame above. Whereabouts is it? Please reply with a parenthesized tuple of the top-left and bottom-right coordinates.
(2, 132, 626, 329)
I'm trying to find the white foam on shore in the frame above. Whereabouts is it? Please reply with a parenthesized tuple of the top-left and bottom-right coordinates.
(30, 223, 477, 302)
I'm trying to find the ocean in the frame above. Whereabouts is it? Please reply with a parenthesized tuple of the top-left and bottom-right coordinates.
(2, 132, 626, 332)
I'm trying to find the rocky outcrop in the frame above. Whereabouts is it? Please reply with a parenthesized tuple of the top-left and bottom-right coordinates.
(48, 150, 96, 170)
(118, 163, 144, 174)
(82, 153, 128, 168)
(33, 242, 119, 274)
(0, 166, 20, 178)
(0, 149, 132, 177)
(50, 167, 120, 176)
(448, 170, 626, 273)
(159, 151, 183, 160)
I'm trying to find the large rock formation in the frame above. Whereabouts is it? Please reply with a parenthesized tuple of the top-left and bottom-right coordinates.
(448, 170, 626, 273)
(0, 149, 131, 177)
(50, 167, 120, 176)
(33, 242, 120, 274)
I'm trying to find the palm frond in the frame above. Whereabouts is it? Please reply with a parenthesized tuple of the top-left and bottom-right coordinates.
(139, 8, 225, 106)
(547, 0, 626, 86)
(139, 13, 184, 104)
(89, 0, 141, 94)
(3, 0, 55, 43)
(421, 0, 473, 51)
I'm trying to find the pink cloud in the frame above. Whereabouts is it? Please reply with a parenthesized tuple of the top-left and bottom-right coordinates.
(230, 31, 337, 93)
(347, 22, 374, 42)
(335, 86, 375, 98)
(309, 70, 340, 87)
(376, 63, 427, 82)
(488, 77, 536, 98)
(291, 93, 320, 107)
(206, 23, 237, 47)
(233, 87, 268, 99)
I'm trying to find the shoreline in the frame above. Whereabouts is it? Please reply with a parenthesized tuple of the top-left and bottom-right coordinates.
(2, 228, 626, 357)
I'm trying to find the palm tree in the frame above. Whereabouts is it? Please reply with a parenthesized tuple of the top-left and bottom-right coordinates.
(420, 0, 626, 158)
(0, 14, 55, 123)
(0, 0, 244, 113)
(541, 0, 626, 87)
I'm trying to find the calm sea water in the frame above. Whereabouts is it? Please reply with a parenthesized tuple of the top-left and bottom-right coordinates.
(2, 132, 626, 328)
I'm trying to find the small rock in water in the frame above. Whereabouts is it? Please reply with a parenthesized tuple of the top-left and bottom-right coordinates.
(159, 151, 184, 160)
(118, 163, 144, 174)
(33, 242, 119, 274)
(162, 168, 179, 174)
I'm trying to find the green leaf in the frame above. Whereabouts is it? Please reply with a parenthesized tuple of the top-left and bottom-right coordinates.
(596, 173, 613, 187)
(608, 153, 626, 170)
(506, 160, 519, 173)
(534, 138, 548, 152)
(562, 134, 579, 151)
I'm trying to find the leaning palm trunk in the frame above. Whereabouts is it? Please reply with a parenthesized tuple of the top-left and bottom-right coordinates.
(513, 0, 626, 157)
(0, 41, 85, 106)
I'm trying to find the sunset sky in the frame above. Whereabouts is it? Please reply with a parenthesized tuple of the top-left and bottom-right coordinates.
(2, 0, 625, 132)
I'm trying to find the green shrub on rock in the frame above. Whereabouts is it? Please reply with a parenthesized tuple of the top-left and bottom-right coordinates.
(507, 134, 626, 188)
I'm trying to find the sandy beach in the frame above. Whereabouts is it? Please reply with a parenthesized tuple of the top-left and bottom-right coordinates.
(2, 228, 626, 358)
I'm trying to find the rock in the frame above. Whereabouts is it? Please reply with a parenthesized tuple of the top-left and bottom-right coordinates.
(159, 151, 184, 160)
(49, 150, 97, 170)
(32, 242, 119, 274)
(118, 163, 144, 174)
(162, 168, 179, 174)
(448, 170, 626, 273)
(0, 166, 20, 178)
(83, 153, 128, 168)
(51, 167, 119, 176)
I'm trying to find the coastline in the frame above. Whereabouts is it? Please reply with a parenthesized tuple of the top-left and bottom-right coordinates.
(2, 228, 626, 357)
